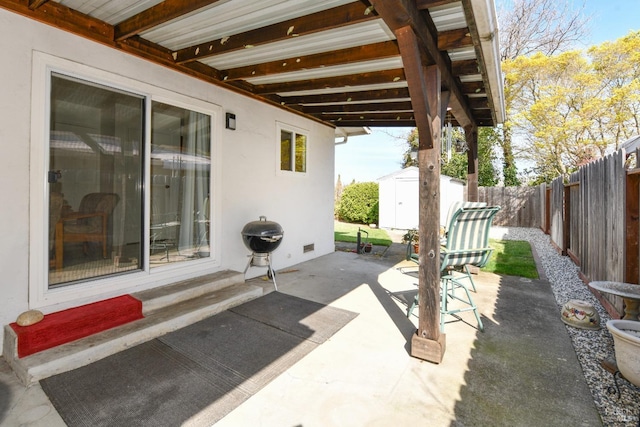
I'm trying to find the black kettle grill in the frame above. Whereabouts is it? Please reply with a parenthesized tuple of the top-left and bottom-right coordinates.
(241, 216, 283, 289)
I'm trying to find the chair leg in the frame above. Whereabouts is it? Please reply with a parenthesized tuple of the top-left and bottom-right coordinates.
(407, 294, 418, 318)
(464, 265, 477, 292)
(441, 277, 449, 332)
(441, 276, 484, 332)
(407, 277, 484, 332)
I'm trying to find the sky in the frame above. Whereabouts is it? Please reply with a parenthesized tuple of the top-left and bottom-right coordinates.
(333, 0, 640, 185)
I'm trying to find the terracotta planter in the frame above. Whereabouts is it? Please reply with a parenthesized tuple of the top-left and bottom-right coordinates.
(413, 243, 419, 254)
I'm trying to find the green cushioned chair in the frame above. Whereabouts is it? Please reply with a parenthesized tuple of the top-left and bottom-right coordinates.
(406, 205, 500, 332)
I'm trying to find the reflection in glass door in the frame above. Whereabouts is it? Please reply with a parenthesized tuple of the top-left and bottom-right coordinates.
(150, 102, 211, 266)
(48, 74, 143, 287)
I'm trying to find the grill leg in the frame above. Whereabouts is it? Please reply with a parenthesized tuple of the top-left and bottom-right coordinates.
(267, 255, 278, 291)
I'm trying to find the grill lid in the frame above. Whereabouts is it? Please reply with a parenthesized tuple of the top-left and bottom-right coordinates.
(241, 216, 284, 237)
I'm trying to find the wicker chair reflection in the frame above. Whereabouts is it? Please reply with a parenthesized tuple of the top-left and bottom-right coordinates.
(54, 193, 119, 270)
(406, 205, 500, 331)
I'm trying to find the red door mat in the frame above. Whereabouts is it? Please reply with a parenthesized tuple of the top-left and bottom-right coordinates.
(10, 295, 144, 358)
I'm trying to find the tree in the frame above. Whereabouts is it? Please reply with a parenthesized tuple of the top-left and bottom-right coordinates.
(588, 32, 640, 143)
(402, 127, 499, 186)
(496, 0, 590, 185)
(503, 31, 640, 181)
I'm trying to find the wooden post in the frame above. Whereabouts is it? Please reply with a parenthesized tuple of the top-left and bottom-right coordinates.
(544, 188, 551, 234)
(465, 124, 478, 202)
(395, 26, 446, 362)
(563, 184, 570, 256)
(625, 170, 640, 284)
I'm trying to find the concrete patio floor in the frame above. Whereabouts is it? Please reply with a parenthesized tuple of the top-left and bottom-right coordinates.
(0, 240, 602, 426)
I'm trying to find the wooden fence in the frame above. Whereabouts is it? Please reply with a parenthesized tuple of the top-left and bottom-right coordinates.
(557, 150, 631, 317)
(478, 186, 541, 228)
(479, 148, 640, 317)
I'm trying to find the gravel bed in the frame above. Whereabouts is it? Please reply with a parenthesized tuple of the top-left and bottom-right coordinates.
(491, 226, 639, 427)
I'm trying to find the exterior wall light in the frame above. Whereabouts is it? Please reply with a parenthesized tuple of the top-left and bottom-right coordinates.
(225, 112, 236, 130)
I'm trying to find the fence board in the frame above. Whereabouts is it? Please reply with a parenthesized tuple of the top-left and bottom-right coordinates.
(565, 151, 626, 315)
(478, 186, 540, 228)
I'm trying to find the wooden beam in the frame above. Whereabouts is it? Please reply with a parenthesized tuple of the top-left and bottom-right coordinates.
(311, 111, 416, 122)
(0, 0, 113, 43)
(303, 101, 413, 114)
(461, 81, 485, 94)
(323, 119, 416, 127)
(452, 59, 480, 76)
(467, 97, 489, 109)
(369, 0, 475, 130)
(119, 36, 225, 81)
(437, 27, 472, 51)
(396, 27, 433, 148)
(173, 2, 377, 64)
(253, 68, 406, 95)
(416, 0, 458, 9)
(223, 41, 399, 81)
(28, 0, 48, 10)
(281, 88, 411, 106)
(395, 25, 445, 362)
(114, 0, 223, 41)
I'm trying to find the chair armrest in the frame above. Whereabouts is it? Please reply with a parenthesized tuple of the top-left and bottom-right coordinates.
(441, 247, 492, 255)
(59, 212, 107, 223)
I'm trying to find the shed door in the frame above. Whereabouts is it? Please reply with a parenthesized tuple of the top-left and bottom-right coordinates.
(395, 177, 418, 229)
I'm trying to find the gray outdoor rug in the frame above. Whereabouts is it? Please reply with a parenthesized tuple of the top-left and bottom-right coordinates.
(41, 292, 357, 427)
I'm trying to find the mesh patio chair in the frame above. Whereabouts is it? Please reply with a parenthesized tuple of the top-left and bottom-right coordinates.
(442, 201, 487, 241)
(406, 205, 501, 332)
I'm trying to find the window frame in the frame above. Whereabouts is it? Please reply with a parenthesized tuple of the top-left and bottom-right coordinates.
(29, 52, 222, 308)
(276, 121, 309, 175)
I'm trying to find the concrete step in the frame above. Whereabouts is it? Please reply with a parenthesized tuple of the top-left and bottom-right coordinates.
(4, 274, 263, 386)
(132, 270, 246, 315)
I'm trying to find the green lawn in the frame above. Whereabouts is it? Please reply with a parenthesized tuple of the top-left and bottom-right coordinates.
(484, 239, 539, 279)
(334, 221, 392, 246)
(334, 222, 538, 279)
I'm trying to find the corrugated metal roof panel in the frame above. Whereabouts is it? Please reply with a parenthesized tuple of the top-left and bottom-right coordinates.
(448, 47, 477, 61)
(140, 0, 354, 50)
(202, 20, 394, 69)
(57, 0, 164, 24)
(246, 57, 403, 85)
(277, 81, 408, 97)
(430, 2, 467, 32)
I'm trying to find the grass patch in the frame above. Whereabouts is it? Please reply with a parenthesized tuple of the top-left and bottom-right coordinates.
(484, 239, 539, 279)
(334, 221, 392, 247)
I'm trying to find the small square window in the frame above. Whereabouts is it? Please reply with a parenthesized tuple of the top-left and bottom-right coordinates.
(279, 124, 307, 173)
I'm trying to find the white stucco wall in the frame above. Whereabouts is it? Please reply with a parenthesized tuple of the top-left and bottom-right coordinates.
(378, 167, 466, 229)
(0, 9, 335, 353)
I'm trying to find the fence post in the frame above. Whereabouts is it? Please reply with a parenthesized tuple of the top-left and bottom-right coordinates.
(625, 170, 640, 284)
(544, 188, 551, 234)
(563, 184, 570, 256)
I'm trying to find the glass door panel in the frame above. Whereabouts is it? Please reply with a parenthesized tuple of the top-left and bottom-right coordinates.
(150, 101, 211, 266)
(48, 74, 144, 287)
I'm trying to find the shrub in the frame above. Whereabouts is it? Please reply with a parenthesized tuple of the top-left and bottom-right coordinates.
(337, 182, 379, 224)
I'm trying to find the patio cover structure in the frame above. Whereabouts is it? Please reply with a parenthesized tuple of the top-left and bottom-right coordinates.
(1, 0, 505, 362)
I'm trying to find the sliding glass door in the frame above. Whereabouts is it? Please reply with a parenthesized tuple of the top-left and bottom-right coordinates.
(48, 74, 144, 286)
(47, 73, 212, 287)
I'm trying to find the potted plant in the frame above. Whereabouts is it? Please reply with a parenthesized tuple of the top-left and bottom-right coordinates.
(402, 229, 419, 253)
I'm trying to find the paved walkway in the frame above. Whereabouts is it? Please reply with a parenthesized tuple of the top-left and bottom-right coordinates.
(0, 241, 602, 426)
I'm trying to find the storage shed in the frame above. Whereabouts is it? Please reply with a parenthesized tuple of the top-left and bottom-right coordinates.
(378, 167, 466, 229)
